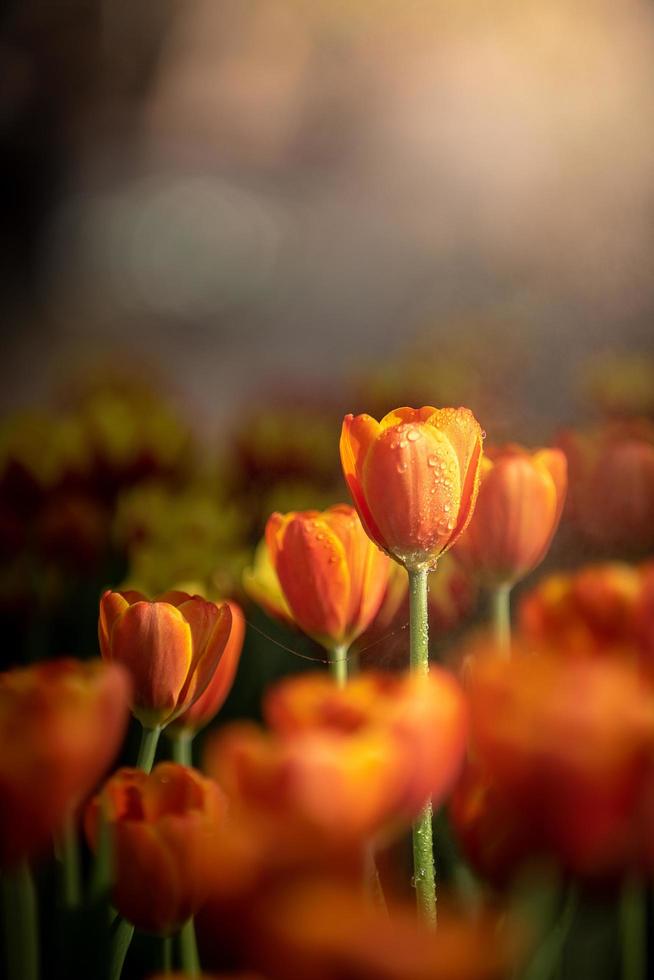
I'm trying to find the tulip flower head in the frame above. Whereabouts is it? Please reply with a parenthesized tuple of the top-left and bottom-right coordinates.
(340, 406, 484, 571)
(85, 762, 227, 934)
(0, 658, 130, 869)
(453, 445, 567, 587)
(262, 505, 391, 651)
(99, 589, 233, 728)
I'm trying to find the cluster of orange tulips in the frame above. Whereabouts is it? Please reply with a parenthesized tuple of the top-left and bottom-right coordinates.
(3, 401, 654, 980)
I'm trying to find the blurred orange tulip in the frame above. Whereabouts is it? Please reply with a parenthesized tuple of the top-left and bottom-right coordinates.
(99, 590, 233, 728)
(245, 878, 518, 980)
(242, 538, 294, 627)
(263, 505, 391, 651)
(206, 670, 467, 845)
(453, 445, 567, 587)
(85, 763, 226, 934)
(466, 646, 654, 875)
(518, 562, 642, 658)
(168, 601, 245, 735)
(0, 658, 130, 869)
(340, 406, 483, 571)
(559, 422, 654, 552)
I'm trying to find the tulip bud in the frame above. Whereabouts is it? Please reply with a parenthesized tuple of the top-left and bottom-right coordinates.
(0, 658, 130, 869)
(85, 763, 227, 934)
(260, 504, 391, 651)
(99, 589, 233, 728)
(340, 406, 483, 571)
(453, 445, 567, 587)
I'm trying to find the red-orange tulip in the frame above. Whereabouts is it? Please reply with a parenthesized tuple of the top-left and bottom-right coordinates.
(466, 646, 654, 875)
(0, 658, 130, 869)
(263, 505, 391, 650)
(169, 601, 245, 735)
(85, 762, 227, 934)
(206, 671, 467, 845)
(340, 406, 483, 570)
(518, 563, 642, 658)
(559, 422, 654, 551)
(453, 445, 567, 587)
(99, 589, 233, 728)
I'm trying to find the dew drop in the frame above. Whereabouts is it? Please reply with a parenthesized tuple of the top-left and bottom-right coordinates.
(407, 428, 421, 442)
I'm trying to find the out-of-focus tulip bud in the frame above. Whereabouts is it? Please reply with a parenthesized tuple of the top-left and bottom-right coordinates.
(245, 879, 519, 980)
(518, 563, 641, 657)
(340, 406, 484, 571)
(85, 763, 226, 934)
(206, 670, 467, 845)
(263, 505, 391, 651)
(453, 446, 567, 587)
(99, 590, 233, 729)
(168, 602, 245, 735)
(0, 658, 130, 869)
(466, 646, 654, 876)
(559, 422, 654, 552)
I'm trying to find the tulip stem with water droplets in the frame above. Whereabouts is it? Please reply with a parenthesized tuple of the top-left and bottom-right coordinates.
(1, 862, 39, 980)
(620, 877, 646, 980)
(492, 584, 511, 657)
(330, 644, 349, 687)
(135, 725, 161, 773)
(408, 568, 437, 929)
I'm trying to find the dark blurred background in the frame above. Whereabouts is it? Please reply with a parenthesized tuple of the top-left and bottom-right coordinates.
(2, 0, 654, 431)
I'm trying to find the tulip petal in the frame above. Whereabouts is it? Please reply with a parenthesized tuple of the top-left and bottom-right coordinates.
(98, 591, 131, 660)
(176, 603, 233, 717)
(340, 415, 387, 551)
(273, 515, 350, 647)
(534, 448, 568, 526)
(110, 602, 193, 723)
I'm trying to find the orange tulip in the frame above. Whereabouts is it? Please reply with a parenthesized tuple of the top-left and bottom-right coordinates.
(246, 879, 518, 980)
(263, 505, 391, 651)
(206, 670, 467, 845)
(452, 445, 567, 587)
(518, 563, 642, 658)
(99, 589, 233, 728)
(340, 406, 483, 570)
(85, 762, 227, 934)
(0, 658, 130, 869)
(466, 646, 654, 875)
(559, 422, 654, 552)
(242, 538, 293, 628)
(168, 601, 245, 735)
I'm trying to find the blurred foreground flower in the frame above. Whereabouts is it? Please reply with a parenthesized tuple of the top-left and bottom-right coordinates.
(0, 658, 130, 868)
(465, 644, 654, 876)
(263, 505, 390, 673)
(453, 445, 567, 588)
(99, 590, 233, 729)
(340, 407, 483, 571)
(223, 878, 519, 980)
(559, 422, 654, 553)
(85, 762, 227, 934)
(206, 670, 467, 846)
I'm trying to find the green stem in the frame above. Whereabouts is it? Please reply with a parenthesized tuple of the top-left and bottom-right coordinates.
(59, 812, 82, 908)
(179, 918, 201, 976)
(408, 567, 436, 928)
(522, 886, 577, 980)
(620, 877, 646, 980)
(135, 725, 161, 773)
(171, 730, 193, 767)
(162, 934, 173, 971)
(492, 584, 512, 657)
(329, 643, 349, 688)
(108, 917, 134, 980)
(1, 862, 39, 980)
